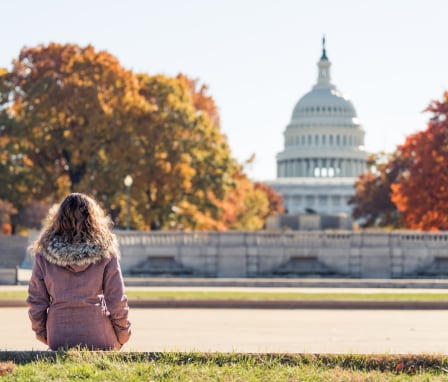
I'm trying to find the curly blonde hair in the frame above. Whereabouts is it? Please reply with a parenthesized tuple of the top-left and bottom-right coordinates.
(31, 193, 115, 256)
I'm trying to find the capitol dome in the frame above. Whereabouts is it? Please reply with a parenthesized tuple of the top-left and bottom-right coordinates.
(276, 38, 367, 180)
(267, 38, 368, 216)
(291, 43, 358, 124)
(291, 87, 358, 123)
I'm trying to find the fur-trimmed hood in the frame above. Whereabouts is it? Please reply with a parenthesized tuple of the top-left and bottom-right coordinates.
(39, 234, 119, 271)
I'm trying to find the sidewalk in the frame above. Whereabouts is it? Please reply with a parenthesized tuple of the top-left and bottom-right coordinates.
(123, 276, 448, 289)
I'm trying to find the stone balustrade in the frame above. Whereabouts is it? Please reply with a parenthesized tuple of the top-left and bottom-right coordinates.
(115, 230, 448, 278)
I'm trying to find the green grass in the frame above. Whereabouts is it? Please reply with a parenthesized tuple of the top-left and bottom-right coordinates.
(1, 351, 448, 381)
(125, 290, 448, 302)
(3, 290, 448, 302)
(0, 291, 28, 300)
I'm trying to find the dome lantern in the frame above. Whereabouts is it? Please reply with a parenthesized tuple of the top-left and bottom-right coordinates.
(315, 36, 333, 89)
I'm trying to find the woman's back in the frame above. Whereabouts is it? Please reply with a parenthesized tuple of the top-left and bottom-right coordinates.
(27, 193, 131, 350)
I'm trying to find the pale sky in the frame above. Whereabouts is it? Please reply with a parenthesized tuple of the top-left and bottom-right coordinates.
(1, 0, 447, 180)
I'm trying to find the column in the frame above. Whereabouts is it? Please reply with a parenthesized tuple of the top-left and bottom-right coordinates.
(294, 160, 299, 177)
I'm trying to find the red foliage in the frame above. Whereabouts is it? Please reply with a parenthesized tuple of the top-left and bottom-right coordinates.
(349, 153, 406, 228)
(254, 182, 285, 217)
(391, 91, 448, 231)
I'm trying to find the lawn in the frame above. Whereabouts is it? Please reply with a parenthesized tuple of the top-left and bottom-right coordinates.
(1, 351, 448, 381)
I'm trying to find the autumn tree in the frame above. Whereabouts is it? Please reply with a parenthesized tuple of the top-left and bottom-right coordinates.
(349, 152, 405, 228)
(223, 173, 280, 230)
(0, 43, 282, 231)
(127, 73, 243, 230)
(254, 181, 285, 219)
(391, 92, 448, 231)
(0, 43, 147, 204)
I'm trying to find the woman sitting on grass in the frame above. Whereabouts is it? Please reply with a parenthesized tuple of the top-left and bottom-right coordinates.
(27, 193, 131, 350)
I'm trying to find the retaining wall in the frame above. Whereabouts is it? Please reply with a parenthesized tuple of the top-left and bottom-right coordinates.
(116, 231, 448, 278)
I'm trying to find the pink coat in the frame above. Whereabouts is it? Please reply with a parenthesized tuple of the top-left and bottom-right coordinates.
(27, 237, 131, 350)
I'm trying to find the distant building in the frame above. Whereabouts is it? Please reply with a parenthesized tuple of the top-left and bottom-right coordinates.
(266, 38, 367, 219)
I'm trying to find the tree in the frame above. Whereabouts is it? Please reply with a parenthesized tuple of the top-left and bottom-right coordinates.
(349, 152, 405, 228)
(391, 91, 448, 231)
(0, 43, 280, 231)
(254, 181, 285, 219)
(127, 73, 239, 230)
(0, 43, 146, 203)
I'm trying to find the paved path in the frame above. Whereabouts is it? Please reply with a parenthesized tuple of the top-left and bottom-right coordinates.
(2, 308, 448, 354)
(123, 277, 448, 289)
(2, 285, 448, 293)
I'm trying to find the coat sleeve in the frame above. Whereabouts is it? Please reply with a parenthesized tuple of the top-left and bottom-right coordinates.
(27, 254, 50, 345)
(103, 256, 131, 345)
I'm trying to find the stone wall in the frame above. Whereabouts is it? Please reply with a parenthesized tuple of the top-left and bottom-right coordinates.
(0, 235, 28, 284)
(116, 231, 448, 278)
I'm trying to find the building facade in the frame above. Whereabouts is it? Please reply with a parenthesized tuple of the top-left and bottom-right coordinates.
(267, 39, 367, 216)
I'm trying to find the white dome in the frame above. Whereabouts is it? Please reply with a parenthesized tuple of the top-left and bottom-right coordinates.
(270, 38, 368, 216)
(276, 39, 367, 180)
(292, 87, 358, 122)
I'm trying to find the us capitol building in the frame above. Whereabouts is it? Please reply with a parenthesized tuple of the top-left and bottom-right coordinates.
(267, 39, 367, 222)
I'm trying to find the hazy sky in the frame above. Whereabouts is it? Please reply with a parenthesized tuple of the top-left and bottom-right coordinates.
(1, 0, 447, 180)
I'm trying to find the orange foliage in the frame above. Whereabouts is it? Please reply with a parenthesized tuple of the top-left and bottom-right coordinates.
(178, 74, 221, 127)
(1, 43, 278, 231)
(2, 224, 12, 235)
(254, 182, 285, 217)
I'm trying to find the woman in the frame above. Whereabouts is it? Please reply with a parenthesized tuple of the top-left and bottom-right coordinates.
(27, 193, 131, 350)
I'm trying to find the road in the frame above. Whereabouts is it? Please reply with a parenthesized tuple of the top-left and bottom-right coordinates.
(2, 308, 448, 354)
